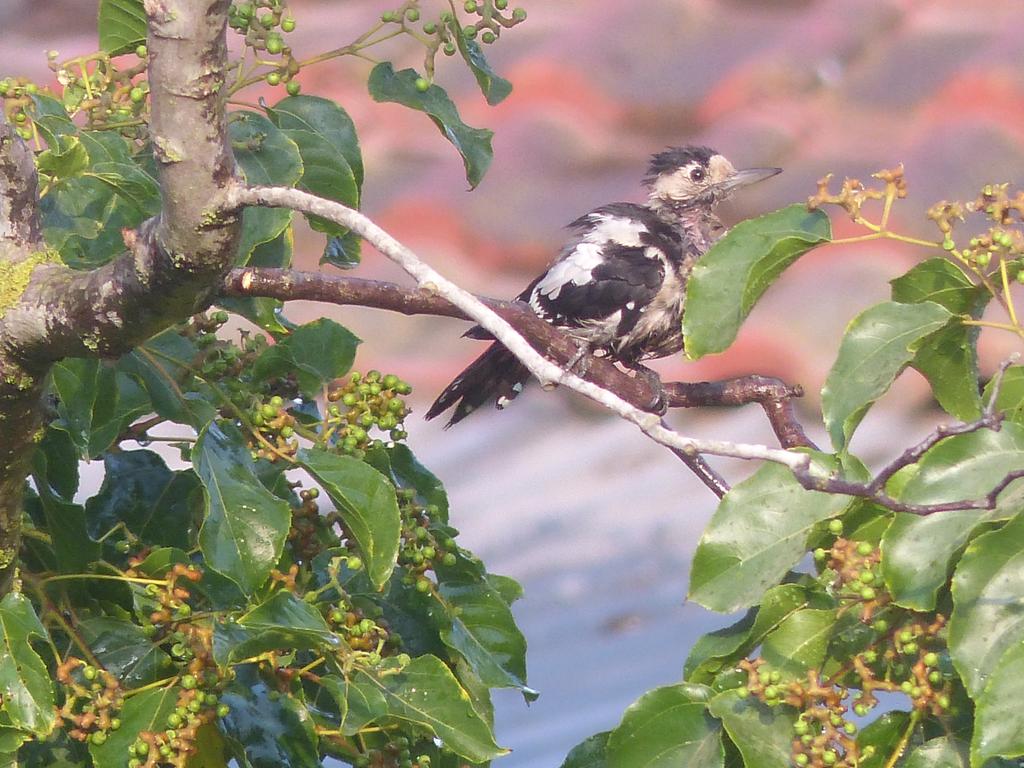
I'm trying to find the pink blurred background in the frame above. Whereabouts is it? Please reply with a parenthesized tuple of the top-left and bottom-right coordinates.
(6, 1, 1024, 763)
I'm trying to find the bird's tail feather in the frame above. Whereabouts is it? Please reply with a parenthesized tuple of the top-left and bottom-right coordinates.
(425, 342, 530, 427)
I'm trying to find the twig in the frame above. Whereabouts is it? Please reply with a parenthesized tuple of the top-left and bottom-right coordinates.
(219, 199, 813, 477)
(222, 269, 812, 450)
(221, 188, 1024, 516)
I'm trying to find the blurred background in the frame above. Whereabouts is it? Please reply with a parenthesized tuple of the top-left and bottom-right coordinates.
(5, 0, 1024, 763)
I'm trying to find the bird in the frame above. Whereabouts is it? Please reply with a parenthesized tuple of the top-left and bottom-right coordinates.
(425, 146, 781, 427)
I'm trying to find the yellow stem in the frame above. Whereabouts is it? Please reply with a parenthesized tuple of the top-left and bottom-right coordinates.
(41, 573, 165, 586)
(1001, 258, 1020, 329)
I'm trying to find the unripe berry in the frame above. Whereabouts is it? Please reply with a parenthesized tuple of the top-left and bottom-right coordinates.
(423, 22, 437, 34)
(136, 44, 148, 58)
(266, 36, 283, 54)
(281, 17, 295, 32)
(464, 0, 478, 11)
(856, 541, 873, 556)
(482, 30, 496, 43)
(267, 72, 281, 85)
(512, 7, 527, 21)
(923, 652, 939, 667)
(414, 77, 430, 93)
(827, 519, 843, 535)
(286, 81, 301, 96)
(347, 556, 363, 571)
(405, 8, 420, 21)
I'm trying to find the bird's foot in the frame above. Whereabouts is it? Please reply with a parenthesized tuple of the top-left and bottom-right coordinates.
(565, 341, 592, 376)
(631, 363, 668, 415)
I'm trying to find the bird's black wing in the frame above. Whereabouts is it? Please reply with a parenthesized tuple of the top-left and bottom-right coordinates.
(528, 243, 663, 338)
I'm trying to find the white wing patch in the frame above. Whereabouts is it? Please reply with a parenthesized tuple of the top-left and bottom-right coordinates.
(534, 241, 604, 300)
(584, 215, 647, 246)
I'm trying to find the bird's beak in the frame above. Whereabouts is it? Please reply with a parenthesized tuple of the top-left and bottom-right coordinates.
(720, 166, 783, 192)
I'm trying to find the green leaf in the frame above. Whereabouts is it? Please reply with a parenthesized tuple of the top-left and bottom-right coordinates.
(36, 137, 89, 180)
(231, 111, 302, 265)
(32, 448, 100, 572)
(368, 62, 493, 189)
(253, 318, 359, 397)
(0, 594, 55, 736)
(365, 444, 450, 524)
(78, 617, 173, 687)
(297, 448, 401, 589)
(972, 642, 1024, 765)
(985, 365, 1024, 426)
(683, 205, 830, 359)
(267, 96, 363, 244)
(904, 737, 968, 768)
(882, 424, 1024, 610)
(949, 513, 1024, 698)
(36, 427, 79, 500)
(561, 733, 610, 768)
(707, 690, 794, 768)
(318, 675, 388, 736)
(211, 591, 341, 665)
(90, 685, 177, 768)
(118, 330, 218, 429)
(357, 655, 505, 763)
(435, 563, 529, 692)
(453, 29, 513, 106)
(50, 358, 149, 458)
(605, 684, 723, 768)
(84, 162, 160, 217)
(195, 422, 291, 596)
(685, 584, 810, 684)
(219, 666, 319, 768)
(822, 301, 954, 450)
(891, 258, 988, 420)
(98, 0, 147, 55)
(759, 608, 836, 680)
(689, 453, 860, 612)
(267, 95, 363, 186)
(84, 450, 200, 549)
(856, 711, 910, 768)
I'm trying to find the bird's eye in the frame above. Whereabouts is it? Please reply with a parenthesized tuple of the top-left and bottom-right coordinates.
(689, 167, 706, 182)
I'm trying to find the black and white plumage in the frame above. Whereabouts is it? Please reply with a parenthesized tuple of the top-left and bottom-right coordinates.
(425, 146, 781, 427)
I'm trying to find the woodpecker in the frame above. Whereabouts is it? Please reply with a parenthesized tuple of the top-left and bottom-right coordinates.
(425, 146, 781, 427)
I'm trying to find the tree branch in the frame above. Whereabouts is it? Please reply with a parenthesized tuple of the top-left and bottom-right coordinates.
(222, 193, 1024, 517)
(221, 186, 815, 476)
(222, 267, 813, 454)
(0, 0, 243, 595)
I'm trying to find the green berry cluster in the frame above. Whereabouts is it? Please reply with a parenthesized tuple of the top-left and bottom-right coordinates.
(127, 666, 232, 768)
(352, 735, 433, 768)
(228, 0, 302, 95)
(396, 490, 457, 594)
(849, 614, 952, 720)
(288, 487, 330, 560)
(385, 0, 527, 86)
(32, 48, 151, 136)
(325, 370, 412, 457)
(249, 394, 299, 462)
(327, 599, 399, 658)
(133, 562, 202, 628)
(740, 659, 864, 768)
(813, 537, 887, 619)
(0, 78, 41, 141)
(56, 658, 124, 746)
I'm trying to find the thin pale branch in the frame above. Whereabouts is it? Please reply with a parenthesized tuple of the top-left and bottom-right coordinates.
(222, 193, 1024, 517)
(223, 186, 815, 474)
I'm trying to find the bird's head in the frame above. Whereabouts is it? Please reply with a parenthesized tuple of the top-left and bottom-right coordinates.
(644, 146, 781, 212)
